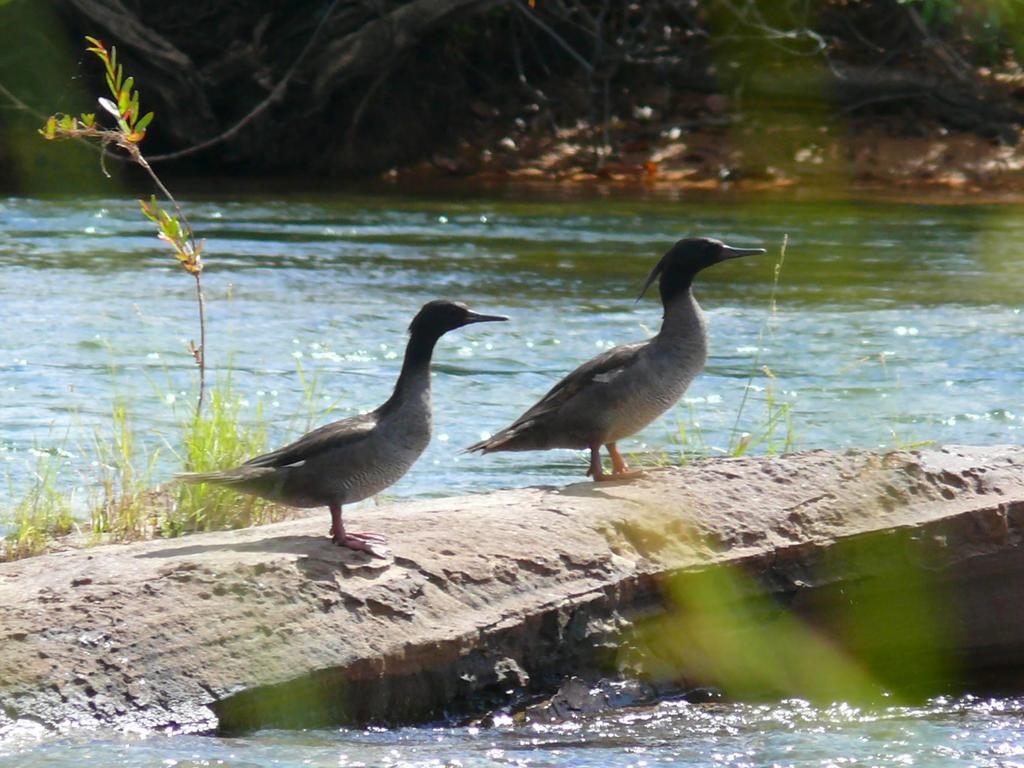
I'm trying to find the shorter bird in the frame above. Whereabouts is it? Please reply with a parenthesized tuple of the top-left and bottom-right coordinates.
(178, 300, 508, 555)
(466, 237, 765, 480)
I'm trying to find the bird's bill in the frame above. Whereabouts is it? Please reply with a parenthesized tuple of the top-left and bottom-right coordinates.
(463, 311, 509, 325)
(718, 244, 767, 261)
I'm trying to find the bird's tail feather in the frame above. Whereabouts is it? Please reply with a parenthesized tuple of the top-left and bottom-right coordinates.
(175, 466, 274, 486)
(463, 440, 489, 454)
(464, 431, 513, 454)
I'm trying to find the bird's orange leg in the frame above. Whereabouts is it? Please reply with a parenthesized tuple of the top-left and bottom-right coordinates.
(606, 442, 645, 480)
(607, 442, 630, 474)
(328, 503, 388, 556)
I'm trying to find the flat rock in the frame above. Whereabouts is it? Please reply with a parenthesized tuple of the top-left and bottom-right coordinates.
(1, 446, 1023, 737)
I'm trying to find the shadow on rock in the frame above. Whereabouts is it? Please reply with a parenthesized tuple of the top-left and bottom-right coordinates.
(134, 535, 388, 571)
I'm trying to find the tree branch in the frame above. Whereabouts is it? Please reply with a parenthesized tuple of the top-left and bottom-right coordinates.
(311, 0, 506, 99)
(146, 0, 341, 162)
(66, 0, 217, 139)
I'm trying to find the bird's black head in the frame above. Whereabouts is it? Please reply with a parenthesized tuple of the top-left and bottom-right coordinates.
(638, 237, 766, 304)
(408, 300, 508, 339)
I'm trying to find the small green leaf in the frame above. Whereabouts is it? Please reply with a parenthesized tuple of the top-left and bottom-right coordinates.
(43, 116, 57, 139)
(138, 199, 157, 221)
(135, 111, 154, 133)
(80, 113, 95, 127)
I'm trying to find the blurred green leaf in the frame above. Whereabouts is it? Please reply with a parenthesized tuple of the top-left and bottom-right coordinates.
(624, 565, 883, 702)
(135, 111, 154, 133)
(138, 199, 157, 221)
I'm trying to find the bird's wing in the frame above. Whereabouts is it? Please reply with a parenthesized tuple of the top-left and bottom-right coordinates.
(243, 411, 379, 468)
(517, 342, 642, 420)
(471, 342, 638, 444)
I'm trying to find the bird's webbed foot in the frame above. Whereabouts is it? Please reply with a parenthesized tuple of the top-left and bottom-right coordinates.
(605, 442, 645, 481)
(333, 530, 389, 558)
(329, 503, 389, 558)
(591, 469, 645, 482)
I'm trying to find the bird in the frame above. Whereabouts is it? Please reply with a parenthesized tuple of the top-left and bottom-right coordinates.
(466, 237, 765, 481)
(178, 300, 508, 555)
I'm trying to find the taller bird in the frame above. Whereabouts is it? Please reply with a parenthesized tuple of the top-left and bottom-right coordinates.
(179, 300, 507, 554)
(466, 237, 765, 480)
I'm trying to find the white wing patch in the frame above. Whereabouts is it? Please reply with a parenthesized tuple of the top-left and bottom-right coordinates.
(592, 367, 627, 384)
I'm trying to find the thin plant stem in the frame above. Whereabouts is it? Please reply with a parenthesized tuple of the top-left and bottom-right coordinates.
(110, 141, 207, 416)
(39, 36, 208, 417)
(140, 152, 205, 417)
(729, 233, 788, 453)
(128, 147, 206, 416)
(192, 272, 206, 418)
(133, 151, 197, 253)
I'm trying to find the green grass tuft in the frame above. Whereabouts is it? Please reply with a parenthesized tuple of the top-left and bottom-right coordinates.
(2, 451, 75, 561)
(1, 362, 343, 558)
(168, 378, 275, 536)
(89, 400, 159, 542)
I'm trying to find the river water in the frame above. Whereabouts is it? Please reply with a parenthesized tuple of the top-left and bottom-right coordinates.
(3, 696, 1024, 766)
(1, 188, 1023, 764)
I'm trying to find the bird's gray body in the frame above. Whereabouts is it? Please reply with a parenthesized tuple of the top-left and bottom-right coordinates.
(470, 289, 708, 452)
(176, 300, 510, 539)
(185, 371, 433, 507)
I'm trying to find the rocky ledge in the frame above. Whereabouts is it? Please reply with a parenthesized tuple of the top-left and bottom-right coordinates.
(1, 446, 1023, 738)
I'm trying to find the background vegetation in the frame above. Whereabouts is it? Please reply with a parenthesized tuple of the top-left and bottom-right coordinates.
(1, 0, 1022, 187)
